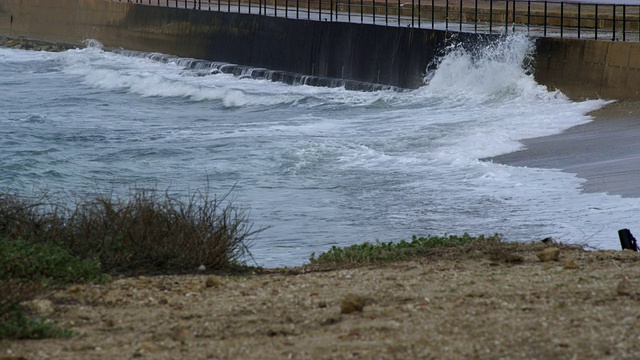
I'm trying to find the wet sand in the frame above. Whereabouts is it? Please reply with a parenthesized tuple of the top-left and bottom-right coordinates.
(490, 100, 640, 198)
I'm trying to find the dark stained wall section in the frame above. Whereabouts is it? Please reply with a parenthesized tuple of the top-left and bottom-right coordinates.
(2, 0, 639, 98)
(0, 0, 469, 89)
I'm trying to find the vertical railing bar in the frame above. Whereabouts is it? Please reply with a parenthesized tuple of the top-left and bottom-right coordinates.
(593, 4, 598, 40)
(296, 0, 299, 19)
(361, 0, 364, 23)
(512, 0, 516, 33)
(238, 0, 241, 14)
(475, 0, 478, 33)
(348, 0, 351, 22)
(623, 5, 626, 41)
(373, 0, 376, 24)
(489, 0, 493, 33)
(318, 0, 321, 21)
(560, 2, 563, 38)
(459, 0, 462, 32)
(446, 0, 449, 30)
(228, 0, 231, 14)
(612, 4, 617, 41)
(505, 0, 508, 34)
(543, 1, 547, 37)
(577, 3, 581, 39)
(386, 0, 389, 25)
(413, 0, 416, 28)
(431, 0, 434, 29)
(527, 0, 530, 34)
(398, 0, 401, 26)
(418, 0, 421, 28)
(308, 0, 311, 20)
(330, 0, 333, 21)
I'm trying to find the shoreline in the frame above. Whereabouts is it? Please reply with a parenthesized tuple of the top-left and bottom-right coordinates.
(489, 100, 640, 198)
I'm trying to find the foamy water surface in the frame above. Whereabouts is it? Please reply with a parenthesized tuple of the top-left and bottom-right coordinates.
(1, 35, 636, 267)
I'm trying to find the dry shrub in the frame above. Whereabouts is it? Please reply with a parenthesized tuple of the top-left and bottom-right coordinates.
(0, 189, 263, 274)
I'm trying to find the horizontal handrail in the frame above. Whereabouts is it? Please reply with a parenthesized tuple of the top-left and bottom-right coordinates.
(113, 0, 640, 41)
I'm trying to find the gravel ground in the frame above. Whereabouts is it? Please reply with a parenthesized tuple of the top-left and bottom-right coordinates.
(4, 243, 640, 359)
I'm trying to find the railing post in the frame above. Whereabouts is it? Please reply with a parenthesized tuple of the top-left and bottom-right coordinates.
(398, 0, 401, 26)
(348, 0, 351, 22)
(330, 0, 333, 21)
(505, 0, 508, 33)
(413, 0, 416, 28)
(361, 0, 364, 23)
(296, 0, 299, 18)
(560, 2, 563, 38)
(577, 3, 581, 39)
(474, 0, 478, 32)
(613, 4, 617, 41)
(274, 0, 277, 17)
(543, 1, 547, 37)
(318, 0, 321, 21)
(459, 0, 462, 32)
(308, 0, 311, 20)
(431, 0, 434, 29)
(623, 5, 626, 41)
(595, 4, 598, 40)
(386, 0, 389, 25)
(446, 0, 449, 30)
(285, 0, 288, 18)
(418, 0, 421, 28)
(512, 0, 516, 32)
(527, 0, 531, 34)
(489, 0, 493, 33)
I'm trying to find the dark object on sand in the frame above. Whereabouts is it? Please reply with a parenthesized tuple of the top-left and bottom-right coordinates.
(618, 229, 639, 252)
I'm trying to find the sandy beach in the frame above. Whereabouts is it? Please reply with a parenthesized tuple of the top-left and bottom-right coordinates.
(490, 100, 640, 198)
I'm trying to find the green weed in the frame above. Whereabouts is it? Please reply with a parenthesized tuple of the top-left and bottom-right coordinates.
(309, 233, 501, 265)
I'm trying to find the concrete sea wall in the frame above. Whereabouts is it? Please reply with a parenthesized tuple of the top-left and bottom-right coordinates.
(1, 0, 639, 99)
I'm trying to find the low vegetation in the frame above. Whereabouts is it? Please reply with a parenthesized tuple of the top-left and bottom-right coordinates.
(309, 233, 504, 265)
(0, 189, 261, 274)
(0, 188, 263, 340)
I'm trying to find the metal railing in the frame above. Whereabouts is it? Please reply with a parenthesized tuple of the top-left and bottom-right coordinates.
(116, 0, 640, 41)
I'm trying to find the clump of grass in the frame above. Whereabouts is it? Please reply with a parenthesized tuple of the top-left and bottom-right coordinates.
(309, 233, 502, 265)
(0, 304, 73, 340)
(0, 189, 262, 274)
(0, 239, 99, 340)
(0, 238, 105, 285)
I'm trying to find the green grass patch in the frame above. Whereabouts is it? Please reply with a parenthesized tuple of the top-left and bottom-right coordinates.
(309, 233, 502, 265)
(0, 238, 106, 285)
(0, 309, 72, 340)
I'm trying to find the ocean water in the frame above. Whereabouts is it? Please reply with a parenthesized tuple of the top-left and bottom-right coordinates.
(1, 35, 638, 267)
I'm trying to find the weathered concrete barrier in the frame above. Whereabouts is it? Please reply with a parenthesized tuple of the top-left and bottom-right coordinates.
(0, 0, 639, 99)
(535, 37, 640, 100)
